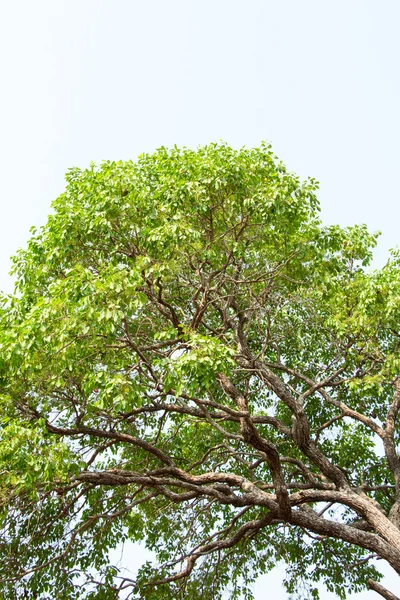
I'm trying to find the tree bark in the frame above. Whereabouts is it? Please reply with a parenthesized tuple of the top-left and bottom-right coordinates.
(368, 578, 400, 600)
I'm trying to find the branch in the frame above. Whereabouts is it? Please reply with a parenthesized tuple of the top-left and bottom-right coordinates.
(263, 361, 384, 438)
(384, 379, 400, 502)
(145, 511, 276, 587)
(237, 358, 350, 488)
(121, 397, 291, 436)
(290, 488, 400, 556)
(290, 509, 400, 576)
(217, 373, 291, 517)
(45, 422, 175, 466)
(368, 578, 400, 600)
(76, 466, 278, 510)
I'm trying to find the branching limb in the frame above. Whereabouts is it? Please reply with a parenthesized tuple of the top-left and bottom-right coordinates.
(217, 372, 291, 517)
(263, 361, 384, 438)
(237, 358, 350, 488)
(145, 511, 276, 587)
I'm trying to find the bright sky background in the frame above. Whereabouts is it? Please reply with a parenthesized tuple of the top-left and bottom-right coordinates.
(1, 1, 399, 598)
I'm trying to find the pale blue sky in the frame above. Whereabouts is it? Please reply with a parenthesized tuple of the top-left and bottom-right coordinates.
(1, 1, 399, 597)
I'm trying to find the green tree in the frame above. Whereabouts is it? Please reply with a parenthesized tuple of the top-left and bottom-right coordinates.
(1, 143, 400, 599)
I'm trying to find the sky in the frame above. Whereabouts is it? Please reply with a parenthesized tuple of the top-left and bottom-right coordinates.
(1, 1, 399, 597)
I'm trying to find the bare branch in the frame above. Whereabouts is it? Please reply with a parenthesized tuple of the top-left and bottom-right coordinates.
(368, 578, 400, 600)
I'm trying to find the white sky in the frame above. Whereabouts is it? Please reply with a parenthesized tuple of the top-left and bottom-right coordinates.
(1, 1, 399, 598)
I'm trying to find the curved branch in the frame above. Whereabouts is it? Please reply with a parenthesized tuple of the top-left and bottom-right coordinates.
(145, 511, 276, 587)
(290, 509, 400, 576)
(218, 372, 291, 516)
(45, 422, 175, 466)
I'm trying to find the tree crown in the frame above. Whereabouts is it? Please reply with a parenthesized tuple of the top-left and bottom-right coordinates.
(1, 143, 399, 600)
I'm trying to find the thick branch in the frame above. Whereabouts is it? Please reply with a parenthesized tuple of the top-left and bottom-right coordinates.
(385, 380, 400, 503)
(217, 372, 291, 516)
(368, 578, 400, 600)
(76, 466, 278, 510)
(238, 357, 350, 488)
(290, 509, 400, 576)
(290, 488, 400, 555)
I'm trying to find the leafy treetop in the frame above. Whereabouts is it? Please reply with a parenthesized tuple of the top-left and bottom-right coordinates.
(1, 143, 400, 599)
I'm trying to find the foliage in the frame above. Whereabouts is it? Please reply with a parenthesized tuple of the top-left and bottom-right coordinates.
(0, 143, 400, 599)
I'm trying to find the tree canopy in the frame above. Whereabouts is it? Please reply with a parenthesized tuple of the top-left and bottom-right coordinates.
(1, 143, 400, 599)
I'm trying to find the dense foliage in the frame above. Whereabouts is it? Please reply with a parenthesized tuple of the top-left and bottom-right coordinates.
(1, 143, 400, 599)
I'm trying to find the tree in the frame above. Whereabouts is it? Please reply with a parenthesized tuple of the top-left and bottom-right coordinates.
(1, 143, 400, 600)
